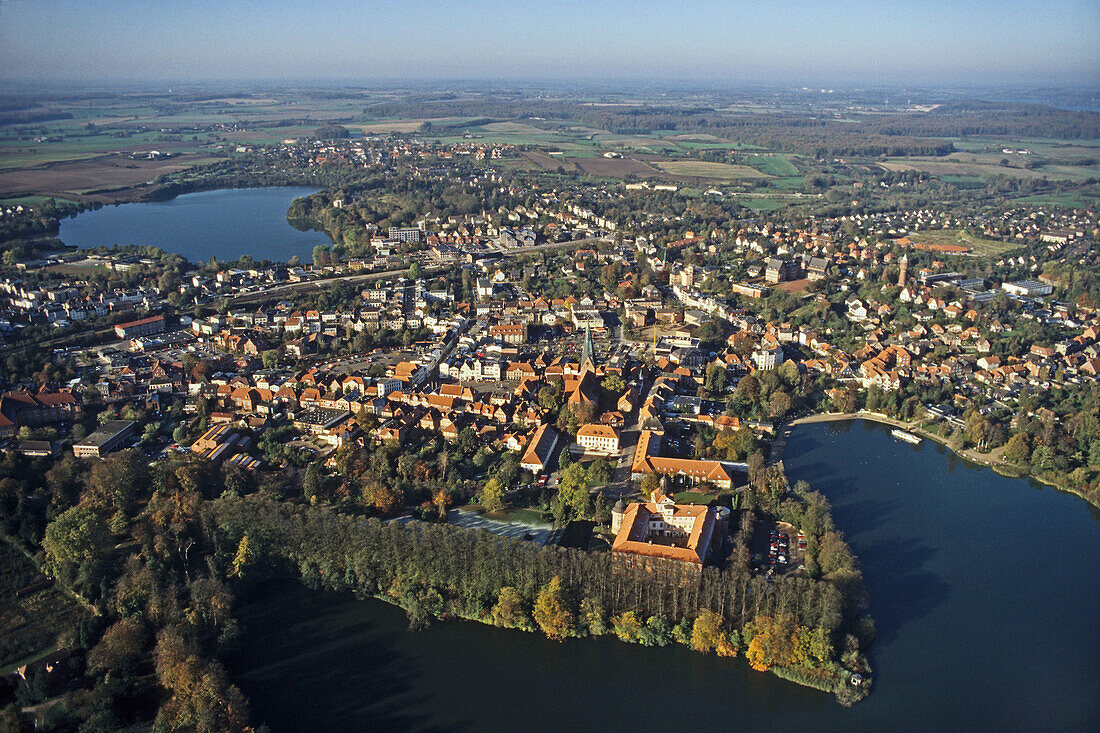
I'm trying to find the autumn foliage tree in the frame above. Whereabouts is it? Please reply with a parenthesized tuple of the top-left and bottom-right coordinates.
(153, 627, 252, 732)
(1003, 432, 1031, 464)
(533, 576, 576, 641)
(479, 477, 506, 512)
(42, 504, 108, 577)
(691, 610, 725, 653)
(87, 617, 147, 675)
(745, 614, 802, 671)
(491, 586, 531, 630)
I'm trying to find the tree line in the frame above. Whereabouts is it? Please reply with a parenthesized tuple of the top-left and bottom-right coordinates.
(202, 494, 873, 703)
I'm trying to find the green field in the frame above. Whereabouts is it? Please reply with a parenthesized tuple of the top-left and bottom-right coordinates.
(945, 136, 1100, 162)
(746, 154, 799, 177)
(673, 491, 715, 504)
(1, 195, 79, 207)
(1013, 190, 1100, 208)
(882, 145, 1100, 182)
(939, 175, 984, 185)
(767, 176, 806, 190)
(742, 197, 790, 211)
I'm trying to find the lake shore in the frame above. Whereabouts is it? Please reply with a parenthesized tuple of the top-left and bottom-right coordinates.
(773, 411, 1098, 509)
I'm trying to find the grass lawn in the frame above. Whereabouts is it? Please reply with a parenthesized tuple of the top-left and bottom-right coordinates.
(590, 535, 612, 552)
(42, 263, 108, 276)
(741, 196, 789, 211)
(503, 507, 551, 524)
(767, 176, 806, 190)
(673, 490, 715, 504)
(481, 507, 551, 525)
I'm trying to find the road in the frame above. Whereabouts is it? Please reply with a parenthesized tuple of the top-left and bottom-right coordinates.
(601, 365, 653, 500)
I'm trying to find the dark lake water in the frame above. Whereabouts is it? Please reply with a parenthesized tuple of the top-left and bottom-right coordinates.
(58, 187, 330, 263)
(230, 420, 1100, 732)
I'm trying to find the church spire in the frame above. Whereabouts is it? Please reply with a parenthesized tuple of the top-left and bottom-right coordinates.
(580, 324, 596, 374)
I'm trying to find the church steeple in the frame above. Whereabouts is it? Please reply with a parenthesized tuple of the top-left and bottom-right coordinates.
(580, 324, 596, 374)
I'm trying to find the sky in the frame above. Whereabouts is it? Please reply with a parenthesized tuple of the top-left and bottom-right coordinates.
(1, 0, 1098, 86)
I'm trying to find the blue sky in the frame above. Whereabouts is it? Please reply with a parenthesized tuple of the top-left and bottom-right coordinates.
(1, 0, 1097, 84)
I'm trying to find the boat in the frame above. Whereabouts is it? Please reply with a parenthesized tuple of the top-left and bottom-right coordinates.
(891, 428, 922, 445)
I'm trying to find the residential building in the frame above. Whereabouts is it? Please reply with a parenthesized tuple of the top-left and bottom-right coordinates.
(115, 315, 165, 339)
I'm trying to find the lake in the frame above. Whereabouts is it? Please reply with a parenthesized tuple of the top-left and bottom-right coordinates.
(58, 187, 330, 263)
(230, 420, 1100, 732)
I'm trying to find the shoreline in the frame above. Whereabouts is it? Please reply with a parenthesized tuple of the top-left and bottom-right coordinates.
(350, 587, 865, 704)
(775, 411, 1098, 510)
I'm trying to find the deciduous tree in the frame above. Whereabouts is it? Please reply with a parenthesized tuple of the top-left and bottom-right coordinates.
(533, 576, 575, 641)
(42, 505, 108, 575)
(491, 586, 531, 630)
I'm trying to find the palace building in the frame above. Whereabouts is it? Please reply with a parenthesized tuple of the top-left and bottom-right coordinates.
(611, 490, 728, 569)
(630, 430, 738, 489)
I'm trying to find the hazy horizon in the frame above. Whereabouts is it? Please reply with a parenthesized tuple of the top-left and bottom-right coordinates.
(2, 0, 1098, 87)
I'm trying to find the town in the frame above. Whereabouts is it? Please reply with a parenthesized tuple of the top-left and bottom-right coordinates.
(1, 79, 1098, 731)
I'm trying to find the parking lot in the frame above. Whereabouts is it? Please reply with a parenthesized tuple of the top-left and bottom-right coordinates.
(753, 520, 806, 576)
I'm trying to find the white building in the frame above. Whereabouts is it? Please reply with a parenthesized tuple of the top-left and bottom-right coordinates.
(576, 423, 621, 456)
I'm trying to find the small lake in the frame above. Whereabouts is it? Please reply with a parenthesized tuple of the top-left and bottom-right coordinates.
(58, 187, 330, 263)
(230, 420, 1100, 732)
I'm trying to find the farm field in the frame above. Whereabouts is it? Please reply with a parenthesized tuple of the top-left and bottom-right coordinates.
(572, 156, 659, 177)
(654, 160, 770, 180)
(767, 176, 806, 190)
(741, 198, 789, 211)
(0, 195, 79, 207)
(881, 159, 1047, 179)
(348, 117, 479, 134)
(946, 137, 1100, 161)
(519, 151, 576, 171)
(880, 151, 1100, 182)
(0, 154, 225, 201)
(0, 542, 84, 671)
